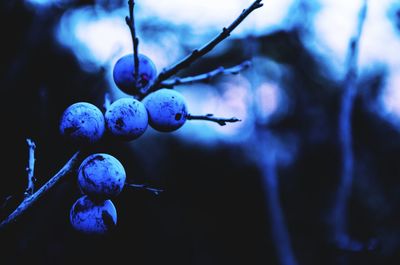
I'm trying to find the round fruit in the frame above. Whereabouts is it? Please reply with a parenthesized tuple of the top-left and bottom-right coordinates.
(113, 53, 157, 95)
(78, 153, 126, 198)
(142, 89, 188, 132)
(59, 102, 105, 144)
(70, 195, 117, 235)
(105, 97, 148, 141)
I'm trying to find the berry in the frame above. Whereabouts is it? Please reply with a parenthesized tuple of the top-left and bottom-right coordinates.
(142, 89, 188, 132)
(78, 153, 126, 198)
(105, 97, 148, 141)
(113, 53, 157, 95)
(59, 102, 105, 144)
(70, 195, 117, 235)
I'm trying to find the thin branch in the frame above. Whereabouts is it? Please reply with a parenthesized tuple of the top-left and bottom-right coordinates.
(333, 0, 368, 250)
(186, 113, 241, 126)
(24, 139, 36, 197)
(125, 0, 140, 82)
(160, 61, 251, 88)
(0, 151, 82, 230)
(125, 183, 164, 196)
(145, 0, 263, 95)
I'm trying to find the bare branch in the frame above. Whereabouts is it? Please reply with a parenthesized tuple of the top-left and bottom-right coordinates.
(125, 183, 164, 196)
(186, 113, 241, 126)
(160, 61, 251, 88)
(145, 0, 263, 95)
(125, 0, 140, 82)
(24, 139, 36, 197)
(0, 151, 82, 230)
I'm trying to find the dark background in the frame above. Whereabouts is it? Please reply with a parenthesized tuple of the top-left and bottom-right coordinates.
(1, 1, 400, 265)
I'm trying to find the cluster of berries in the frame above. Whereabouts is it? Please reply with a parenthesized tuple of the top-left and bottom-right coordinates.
(60, 53, 181, 234)
(59, 53, 188, 147)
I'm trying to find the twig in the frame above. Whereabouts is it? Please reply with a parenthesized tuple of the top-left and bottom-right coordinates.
(145, 0, 263, 95)
(125, 183, 164, 196)
(0, 151, 82, 230)
(333, 0, 368, 250)
(186, 114, 241, 126)
(24, 139, 36, 197)
(125, 0, 140, 82)
(160, 61, 251, 88)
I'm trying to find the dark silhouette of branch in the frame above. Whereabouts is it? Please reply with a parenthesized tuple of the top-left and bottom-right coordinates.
(24, 139, 36, 197)
(333, 0, 369, 251)
(186, 114, 241, 126)
(125, 183, 164, 196)
(144, 0, 263, 95)
(263, 151, 298, 265)
(160, 61, 251, 88)
(125, 0, 140, 82)
(246, 131, 298, 265)
(0, 151, 82, 230)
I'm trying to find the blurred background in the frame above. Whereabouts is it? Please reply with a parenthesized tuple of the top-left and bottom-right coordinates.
(1, 0, 400, 264)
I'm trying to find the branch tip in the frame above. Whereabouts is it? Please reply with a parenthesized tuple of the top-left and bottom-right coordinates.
(160, 60, 252, 88)
(144, 0, 263, 95)
(126, 183, 164, 196)
(187, 114, 241, 126)
(25, 138, 37, 197)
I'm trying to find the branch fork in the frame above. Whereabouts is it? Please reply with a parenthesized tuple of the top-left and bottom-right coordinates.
(143, 0, 263, 96)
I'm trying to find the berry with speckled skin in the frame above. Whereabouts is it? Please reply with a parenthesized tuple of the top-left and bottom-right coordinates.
(105, 97, 148, 141)
(59, 102, 105, 144)
(142, 89, 188, 132)
(113, 53, 157, 95)
(70, 195, 117, 235)
(78, 153, 126, 198)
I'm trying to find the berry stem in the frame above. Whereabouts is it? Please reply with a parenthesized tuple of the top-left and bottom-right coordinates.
(145, 0, 263, 95)
(0, 151, 83, 230)
(160, 61, 251, 88)
(24, 138, 36, 197)
(125, 0, 140, 83)
(186, 114, 241, 126)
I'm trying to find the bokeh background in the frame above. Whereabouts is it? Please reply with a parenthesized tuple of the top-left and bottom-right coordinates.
(1, 0, 400, 264)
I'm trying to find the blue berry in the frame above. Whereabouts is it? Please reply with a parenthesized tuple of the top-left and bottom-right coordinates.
(113, 53, 157, 95)
(105, 98, 148, 141)
(142, 89, 188, 132)
(78, 153, 126, 198)
(70, 195, 117, 235)
(59, 102, 105, 144)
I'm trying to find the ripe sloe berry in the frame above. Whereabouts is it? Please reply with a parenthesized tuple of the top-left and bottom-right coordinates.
(142, 89, 188, 132)
(78, 153, 126, 198)
(105, 97, 148, 140)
